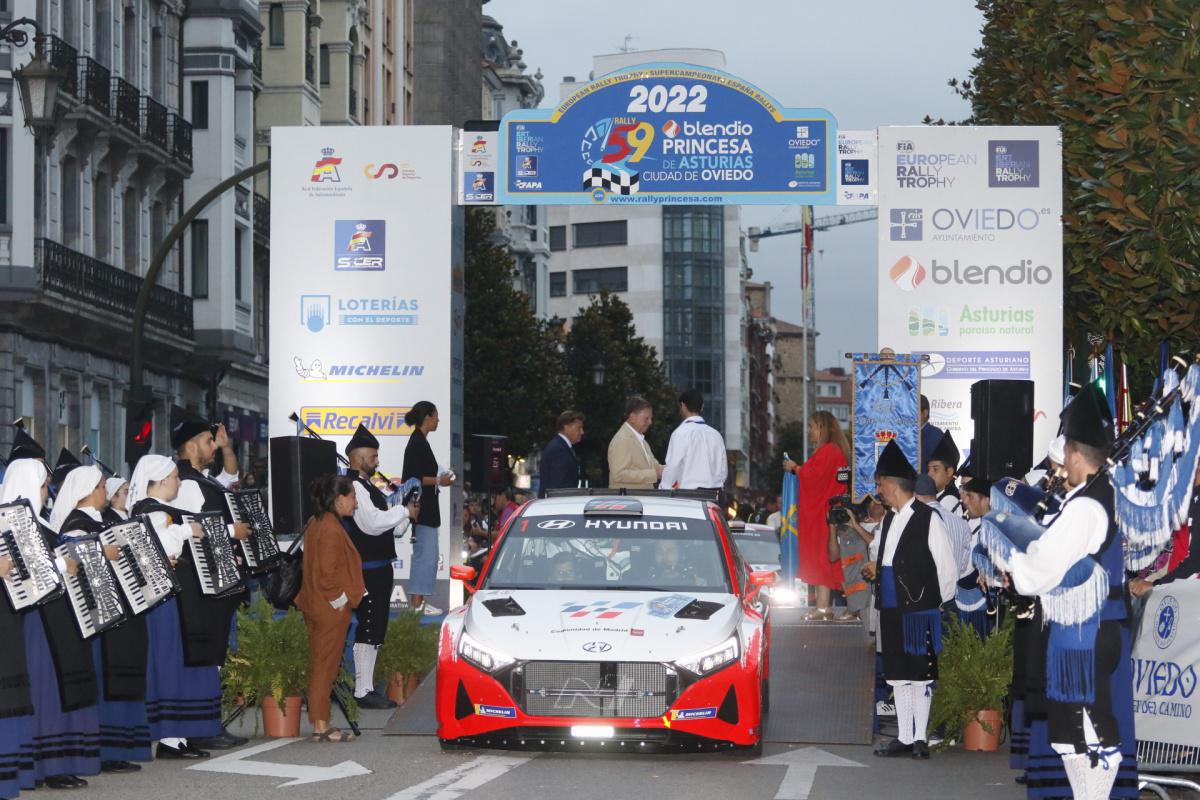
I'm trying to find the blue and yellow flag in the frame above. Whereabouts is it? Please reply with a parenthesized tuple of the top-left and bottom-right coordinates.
(780, 471, 800, 586)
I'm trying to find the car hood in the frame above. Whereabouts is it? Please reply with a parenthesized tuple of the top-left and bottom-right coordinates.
(464, 589, 741, 662)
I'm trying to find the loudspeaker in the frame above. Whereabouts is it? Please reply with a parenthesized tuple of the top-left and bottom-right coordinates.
(469, 434, 509, 492)
(269, 436, 338, 535)
(971, 379, 1035, 481)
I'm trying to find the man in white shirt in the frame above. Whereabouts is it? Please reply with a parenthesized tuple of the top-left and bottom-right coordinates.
(869, 440, 957, 761)
(660, 390, 727, 491)
(607, 396, 664, 490)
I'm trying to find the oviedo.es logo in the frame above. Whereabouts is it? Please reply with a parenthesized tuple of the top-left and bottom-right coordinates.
(334, 219, 386, 271)
(890, 256, 1052, 288)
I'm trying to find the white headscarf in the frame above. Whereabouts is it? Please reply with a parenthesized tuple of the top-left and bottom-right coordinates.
(105, 476, 128, 502)
(1047, 435, 1066, 466)
(48, 465, 103, 534)
(0, 459, 51, 517)
(128, 455, 178, 508)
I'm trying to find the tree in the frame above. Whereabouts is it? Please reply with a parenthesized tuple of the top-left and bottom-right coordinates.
(937, 1, 1200, 387)
(463, 207, 568, 461)
(766, 421, 808, 491)
(562, 291, 677, 486)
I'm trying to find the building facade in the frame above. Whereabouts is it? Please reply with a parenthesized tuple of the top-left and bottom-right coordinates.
(744, 281, 775, 489)
(773, 318, 818, 439)
(480, 12, 547, 315)
(545, 50, 748, 477)
(410, 0, 480, 126)
(815, 367, 852, 429)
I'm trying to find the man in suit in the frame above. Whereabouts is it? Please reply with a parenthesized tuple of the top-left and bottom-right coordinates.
(607, 396, 663, 490)
(538, 411, 585, 496)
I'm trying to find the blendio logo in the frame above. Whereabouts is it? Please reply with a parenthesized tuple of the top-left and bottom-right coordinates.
(931, 258, 1052, 286)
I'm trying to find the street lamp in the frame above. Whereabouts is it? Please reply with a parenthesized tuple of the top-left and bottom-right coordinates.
(592, 360, 606, 387)
(3, 18, 65, 132)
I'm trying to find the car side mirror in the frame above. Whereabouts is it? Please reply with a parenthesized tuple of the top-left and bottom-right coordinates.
(748, 570, 777, 588)
(450, 564, 478, 593)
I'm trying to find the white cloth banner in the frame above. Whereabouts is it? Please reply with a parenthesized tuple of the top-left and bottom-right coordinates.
(268, 126, 463, 593)
(1133, 581, 1200, 745)
(876, 126, 1063, 463)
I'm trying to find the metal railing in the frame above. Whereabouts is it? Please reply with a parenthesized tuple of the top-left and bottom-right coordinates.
(168, 112, 192, 166)
(76, 56, 110, 113)
(140, 95, 168, 150)
(110, 77, 139, 134)
(36, 238, 193, 338)
(253, 192, 269, 239)
(46, 35, 78, 97)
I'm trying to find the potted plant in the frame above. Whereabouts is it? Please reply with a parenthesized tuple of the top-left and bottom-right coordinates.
(377, 610, 440, 705)
(927, 614, 1014, 752)
(222, 597, 311, 737)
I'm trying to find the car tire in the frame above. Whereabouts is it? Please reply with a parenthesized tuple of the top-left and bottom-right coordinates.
(761, 676, 771, 716)
(746, 735, 764, 759)
(439, 738, 468, 752)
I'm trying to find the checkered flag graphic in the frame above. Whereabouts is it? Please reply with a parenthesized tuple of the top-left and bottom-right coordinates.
(583, 166, 640, 195)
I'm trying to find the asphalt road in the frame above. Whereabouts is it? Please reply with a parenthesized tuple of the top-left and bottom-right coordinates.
(59, 707, 1036, 800)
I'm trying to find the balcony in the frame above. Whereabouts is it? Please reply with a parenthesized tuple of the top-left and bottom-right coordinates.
(76, 56, 110, 114)
(252, 41, 262, 79)
(168, 112, 192, 166)
(35, 238, 193, 339)
(110, 77, 139, 135)
(140, 95, 168, 150)
(47, 35, 78, 97)
(305, 51, 315, 85)
(253, 192, 269, 241)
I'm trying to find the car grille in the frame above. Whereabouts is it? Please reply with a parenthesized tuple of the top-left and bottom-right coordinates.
(519, 661, 673, 718)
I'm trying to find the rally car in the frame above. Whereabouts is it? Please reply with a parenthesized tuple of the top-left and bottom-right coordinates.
(437, 492, 774, 753)
(727, 521, 798, 608)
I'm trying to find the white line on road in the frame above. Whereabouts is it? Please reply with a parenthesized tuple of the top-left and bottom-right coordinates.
(186, 737, 373, 787)
(383, 754, 534, 800)
(745, 746, 866, 800)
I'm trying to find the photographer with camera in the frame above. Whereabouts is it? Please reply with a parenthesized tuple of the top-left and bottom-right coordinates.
(782, 411, 851, 621)
(827, 493, 885, 621)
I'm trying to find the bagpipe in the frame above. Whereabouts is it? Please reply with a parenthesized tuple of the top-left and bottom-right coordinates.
(974, 360, 1200, 704)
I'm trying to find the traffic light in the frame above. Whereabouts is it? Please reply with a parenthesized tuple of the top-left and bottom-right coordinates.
(125, 394, 155, 466)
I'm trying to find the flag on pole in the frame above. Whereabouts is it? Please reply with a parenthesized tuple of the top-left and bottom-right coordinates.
(781, 471, 800, 588)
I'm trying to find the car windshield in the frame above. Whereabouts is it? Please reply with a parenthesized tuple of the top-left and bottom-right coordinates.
(484, 512, 730, 593)
(733, 536, 781, 566)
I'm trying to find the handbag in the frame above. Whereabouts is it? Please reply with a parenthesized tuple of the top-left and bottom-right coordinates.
(262, 528, 306, 611)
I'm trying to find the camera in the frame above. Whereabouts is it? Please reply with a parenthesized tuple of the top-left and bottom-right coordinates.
(827, 494, 875, 525)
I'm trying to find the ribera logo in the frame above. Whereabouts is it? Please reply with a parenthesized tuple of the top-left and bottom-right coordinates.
(889, 256, 926, 291)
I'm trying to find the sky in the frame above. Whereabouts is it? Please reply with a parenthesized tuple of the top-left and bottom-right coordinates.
(487, 0, 985, 370)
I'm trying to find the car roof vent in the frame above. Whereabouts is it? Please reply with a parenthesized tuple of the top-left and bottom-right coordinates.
(583, 497, 643, 517)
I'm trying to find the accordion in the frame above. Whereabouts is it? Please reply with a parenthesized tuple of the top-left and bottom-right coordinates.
(55, 535, 127, 639)
(99, 516, 180, 614)
(183, 512, 244, 597)
(225, 489, 281, 574)
(0, 499, 63, 610)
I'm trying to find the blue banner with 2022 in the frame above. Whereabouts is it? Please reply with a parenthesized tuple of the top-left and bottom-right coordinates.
(496, 63, 838, 206)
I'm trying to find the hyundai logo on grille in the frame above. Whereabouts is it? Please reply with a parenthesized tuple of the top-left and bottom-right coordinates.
(582, 641, 612, 653)
(537, 519, 575, 530)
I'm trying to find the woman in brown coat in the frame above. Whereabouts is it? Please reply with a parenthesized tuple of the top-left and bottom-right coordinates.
(296, 476, 366, 742)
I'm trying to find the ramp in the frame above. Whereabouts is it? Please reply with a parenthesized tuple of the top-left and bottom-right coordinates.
(763, 608, 874, 745)
(386, 608, 874, 745)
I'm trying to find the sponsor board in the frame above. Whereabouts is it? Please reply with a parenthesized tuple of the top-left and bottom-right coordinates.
(299, 406, 413, 436)
(293, 358, 425, 382)
(920, 350, 1032, 380)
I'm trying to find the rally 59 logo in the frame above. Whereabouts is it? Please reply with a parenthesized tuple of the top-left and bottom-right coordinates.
(579, 117, 655, 195)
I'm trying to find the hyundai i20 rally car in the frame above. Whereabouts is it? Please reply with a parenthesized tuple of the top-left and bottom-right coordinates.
(437, 492, 774, 754)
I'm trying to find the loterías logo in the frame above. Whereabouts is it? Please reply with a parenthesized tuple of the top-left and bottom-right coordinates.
(889, 256, 926, 291)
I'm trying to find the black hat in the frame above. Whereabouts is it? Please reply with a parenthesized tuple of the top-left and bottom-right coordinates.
(8, 429, 46, 463)
(52, 448, 82, 485)
(962, 477, 993, 496)
(170, 406, 215, 450)
(1060, 381, 1114, 450)
(875, 440, 917, 481)
(928, 430, 960, 471)
(958, 454, 973, 479)
(346, 423, 380, 454)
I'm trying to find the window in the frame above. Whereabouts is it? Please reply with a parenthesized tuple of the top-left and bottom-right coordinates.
(550, 271, 566, 297)
(573, 220, 627, 248)
(61, 157, 80, 248)
(319, 45, 330, 86)
(269, 5, 285, 47)
(573, 267, 627, 295)
(549, 225, 566, 251)
(122, 187, 138, 272)
(191, 219, 209, 298)
(234, 227, 244, 301)
(93, 171, 110, 259)
(190, 80, 208, 129)
(0, 129, 7, 225)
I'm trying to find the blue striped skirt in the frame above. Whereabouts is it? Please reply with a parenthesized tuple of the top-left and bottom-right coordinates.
(144, 598, 221, 740)
(92, 639, 151, 762)
(22, 613, 100, 779)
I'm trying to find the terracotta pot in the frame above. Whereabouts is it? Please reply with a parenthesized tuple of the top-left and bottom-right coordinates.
(962, 709, 1003, 751)
(261, 696, 303, 738)
(386, 672, 424, 705)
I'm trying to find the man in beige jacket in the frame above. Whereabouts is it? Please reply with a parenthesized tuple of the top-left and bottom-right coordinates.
(607, 396, 664, 490)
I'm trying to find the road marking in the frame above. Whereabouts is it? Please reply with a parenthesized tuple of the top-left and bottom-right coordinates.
(383, 754, 533, 800)
(186, 737, 372, 787)
(745, 746, 866, 800)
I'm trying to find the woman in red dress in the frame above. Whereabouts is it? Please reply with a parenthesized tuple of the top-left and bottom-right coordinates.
(783, 411, 851, 620)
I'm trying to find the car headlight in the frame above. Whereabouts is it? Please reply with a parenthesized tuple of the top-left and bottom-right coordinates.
(458, 631, 515, 673)
(675, 634, 740, 676)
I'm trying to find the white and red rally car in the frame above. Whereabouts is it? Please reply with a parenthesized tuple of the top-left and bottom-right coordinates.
(437, 492, 773, 753)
